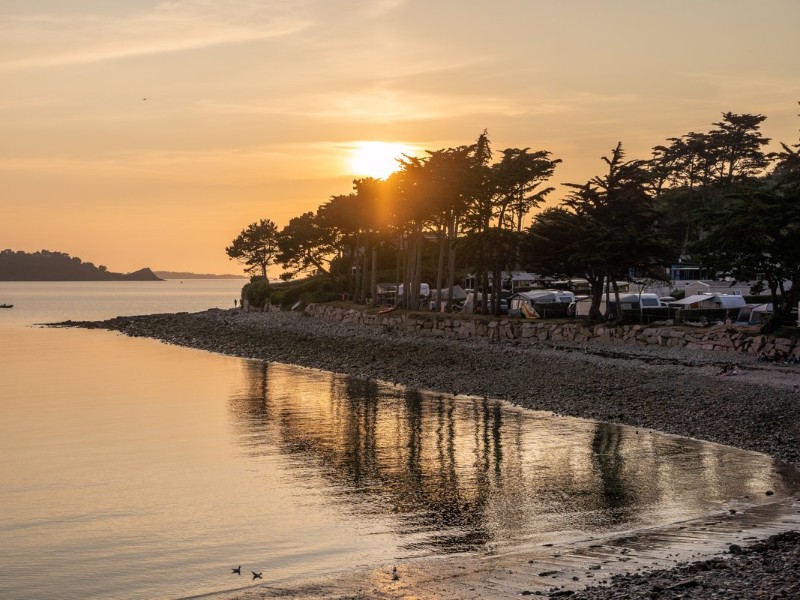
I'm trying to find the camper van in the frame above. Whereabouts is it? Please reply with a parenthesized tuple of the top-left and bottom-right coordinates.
(508, 290, 576, 318)
(575, 292, 662, 318)
(397, 283, 430, 302)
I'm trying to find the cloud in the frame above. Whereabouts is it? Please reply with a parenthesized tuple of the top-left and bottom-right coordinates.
(0, 141, 353, 185)
(0, 0, 311, 69)
(199, 86, 546, 124)
(356, 0, 406, 19)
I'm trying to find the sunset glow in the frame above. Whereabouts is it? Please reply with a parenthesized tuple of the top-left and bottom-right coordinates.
(0, 1, 798, 274)
(347, 142, 413, 179)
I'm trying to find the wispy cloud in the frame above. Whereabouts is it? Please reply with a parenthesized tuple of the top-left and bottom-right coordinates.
(0, 0, 311, 69)
(199, 86, 548, 124)
(356, 0, 406, 19)
(0, 141, 355, 184)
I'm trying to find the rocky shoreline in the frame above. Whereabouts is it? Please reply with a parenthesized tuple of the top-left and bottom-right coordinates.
(55, 308, 800, 599)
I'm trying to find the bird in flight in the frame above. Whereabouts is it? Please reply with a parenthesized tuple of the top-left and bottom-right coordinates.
(252, 571, 263, 580)
(232, 565, 241, 575)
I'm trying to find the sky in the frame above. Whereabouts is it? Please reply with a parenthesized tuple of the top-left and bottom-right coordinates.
(2, 0, 799, 275)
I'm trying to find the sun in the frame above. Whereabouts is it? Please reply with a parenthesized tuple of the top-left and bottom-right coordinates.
(348, 141, 411, 179)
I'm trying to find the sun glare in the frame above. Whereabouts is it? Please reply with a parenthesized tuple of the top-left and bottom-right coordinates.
(348, 141, 411, 179)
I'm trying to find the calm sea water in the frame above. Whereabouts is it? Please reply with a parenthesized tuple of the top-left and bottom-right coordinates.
(0, 282, 795, 600)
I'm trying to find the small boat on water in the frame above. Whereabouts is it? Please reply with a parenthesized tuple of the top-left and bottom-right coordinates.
(0, 304, 13, 308)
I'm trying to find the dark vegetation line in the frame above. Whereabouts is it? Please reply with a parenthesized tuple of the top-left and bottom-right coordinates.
(228, 107, 800, 334)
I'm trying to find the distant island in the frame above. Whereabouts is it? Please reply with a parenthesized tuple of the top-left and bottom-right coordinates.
(153, 271, 246, 280)
(0, 250, 162, 281)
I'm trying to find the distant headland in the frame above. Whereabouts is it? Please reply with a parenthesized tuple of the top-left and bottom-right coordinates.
(0, 249, 162, 281)
(153, 271, 246, 280)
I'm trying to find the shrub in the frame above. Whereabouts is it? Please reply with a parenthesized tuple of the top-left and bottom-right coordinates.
(244, 279, 271, 310)
(269, 276, 343, 308)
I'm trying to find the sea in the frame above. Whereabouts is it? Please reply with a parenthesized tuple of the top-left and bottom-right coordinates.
(0, 280, 796, 600)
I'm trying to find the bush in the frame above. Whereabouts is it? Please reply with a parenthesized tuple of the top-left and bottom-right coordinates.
(269, 277, 342, 308)
(244, 279, 271, 310)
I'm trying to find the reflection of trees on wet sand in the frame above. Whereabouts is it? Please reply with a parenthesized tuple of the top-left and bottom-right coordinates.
(228, 361, 787, 554)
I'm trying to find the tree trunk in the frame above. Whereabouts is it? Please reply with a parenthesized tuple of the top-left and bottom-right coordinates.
(370, 244, 378, 307)
(480, 269, 489, 315)
(588, 274, 604, 321)
(411, 230, 423, 311)
(435, 228, 446, 312)
(446, 218, 457, 312)
(611, 280, 622, 322)
(359, 248, 369, 303)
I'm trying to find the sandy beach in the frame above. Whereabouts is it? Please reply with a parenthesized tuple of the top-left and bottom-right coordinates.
(58, 308, 800, 599)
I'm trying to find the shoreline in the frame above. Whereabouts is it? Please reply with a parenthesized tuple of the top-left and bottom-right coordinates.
(55, 308, 800, 599)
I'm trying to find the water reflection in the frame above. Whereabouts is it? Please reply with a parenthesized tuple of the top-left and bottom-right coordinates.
(228, 361, 792, 555)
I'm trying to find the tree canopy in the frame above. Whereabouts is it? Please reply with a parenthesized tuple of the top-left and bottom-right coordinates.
(226, 106, 800, 330)
(225, 219, 279, 280)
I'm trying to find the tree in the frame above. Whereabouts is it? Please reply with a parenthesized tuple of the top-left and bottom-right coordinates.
(458, 227, 521, 315)
(522, 206, 607, 320)
(649, 113, 771, 257)
(524, 143, 673, 320)
(225, 219, 279, 279)
(352, 177, 391, 305)
(491, 147, 560, 232)
(693, 115, 800, 333)
(277, 212, 335, 278)
(709, 112, 770, 185)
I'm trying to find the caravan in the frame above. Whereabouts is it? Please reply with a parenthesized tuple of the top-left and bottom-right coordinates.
(575, 293, 662, 318)
(508, 290, 576, 318)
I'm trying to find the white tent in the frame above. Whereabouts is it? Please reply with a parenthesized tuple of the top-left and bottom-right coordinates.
(667, 293, 746, 310)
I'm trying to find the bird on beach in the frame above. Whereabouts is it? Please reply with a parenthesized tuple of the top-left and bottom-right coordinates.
(252, 571, 263, 580)
(232, 565, 241, 575)
(392, 566, 399, 581)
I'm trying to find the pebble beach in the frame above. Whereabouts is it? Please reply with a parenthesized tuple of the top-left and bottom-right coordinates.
(58, 308, 800, 599)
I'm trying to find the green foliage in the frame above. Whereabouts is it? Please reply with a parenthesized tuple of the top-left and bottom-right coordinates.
(243, 279, 271, 310)
(270, 277, 340, 308)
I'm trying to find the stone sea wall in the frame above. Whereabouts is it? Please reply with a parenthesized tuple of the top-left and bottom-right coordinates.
(304, 303, 800, 358)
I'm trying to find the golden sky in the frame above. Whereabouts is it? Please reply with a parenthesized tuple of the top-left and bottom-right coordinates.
(2, 0, 799, 274)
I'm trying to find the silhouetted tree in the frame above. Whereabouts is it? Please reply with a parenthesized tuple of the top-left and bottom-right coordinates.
(524, 143, 672, 320)
(491, 147, 560, 232)
(277, 212, 335, 278)
(650, 113, 771, 257)
(693, 114, 800, 333)
(225, 219, 279, 279)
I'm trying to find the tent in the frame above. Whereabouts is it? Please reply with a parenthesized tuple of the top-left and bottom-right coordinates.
(667, 293, 746, 310)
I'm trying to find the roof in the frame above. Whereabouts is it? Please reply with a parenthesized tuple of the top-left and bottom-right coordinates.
(510, 289, 575, 301)
(669, 293, 746, 308)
